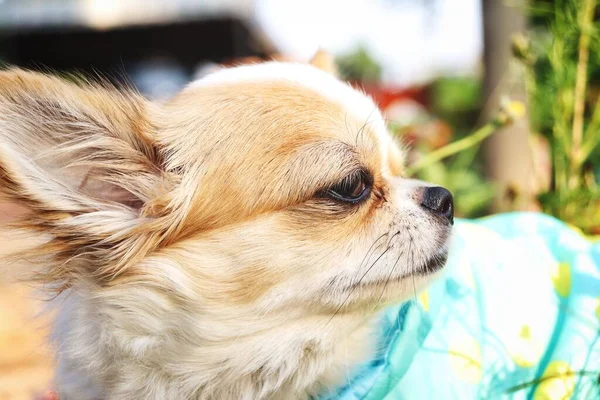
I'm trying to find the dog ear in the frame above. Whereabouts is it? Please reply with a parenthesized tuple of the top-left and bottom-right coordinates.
(309, 49, 339, 77)
(0, 69, 171, 288)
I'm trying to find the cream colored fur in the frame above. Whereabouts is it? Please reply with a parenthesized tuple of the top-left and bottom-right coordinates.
(0, 60, 451, 399)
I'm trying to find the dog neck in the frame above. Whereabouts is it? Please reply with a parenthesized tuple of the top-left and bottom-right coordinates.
(51, 289, 378, 399)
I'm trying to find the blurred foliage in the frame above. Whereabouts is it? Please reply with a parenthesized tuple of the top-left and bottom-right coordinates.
(406, 0, 600, 231)
(431, 77, 481, 117)
(336, 45, 382, 83)
(517, 0, 600, 234)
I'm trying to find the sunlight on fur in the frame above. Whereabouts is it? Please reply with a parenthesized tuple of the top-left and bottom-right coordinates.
(0, 55, 453, 399)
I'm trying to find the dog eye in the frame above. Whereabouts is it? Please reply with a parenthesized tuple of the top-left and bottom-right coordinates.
(324, 170, 372, 204)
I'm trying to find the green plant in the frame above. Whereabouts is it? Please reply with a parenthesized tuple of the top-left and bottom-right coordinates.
(517, 0, 600, 233)
(430, 76, 482, 130)
(335, 45, 382, 84)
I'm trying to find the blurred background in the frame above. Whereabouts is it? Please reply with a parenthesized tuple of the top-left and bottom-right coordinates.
(0, 0, 599, 398)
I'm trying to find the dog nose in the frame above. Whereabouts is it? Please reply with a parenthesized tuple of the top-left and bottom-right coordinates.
(420, 186, 454, 224)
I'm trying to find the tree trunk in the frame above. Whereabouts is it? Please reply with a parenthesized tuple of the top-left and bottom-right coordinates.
(482, 0, 536, 211)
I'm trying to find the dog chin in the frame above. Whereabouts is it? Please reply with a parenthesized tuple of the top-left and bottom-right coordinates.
(347, 251, 448, 292)
(336, 233, 451, 311)
(416, 249, 449, 276)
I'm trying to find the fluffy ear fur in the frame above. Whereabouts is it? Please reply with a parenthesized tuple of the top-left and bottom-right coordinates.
(309, 50, 339, 77)
(0, 69, 171, 289)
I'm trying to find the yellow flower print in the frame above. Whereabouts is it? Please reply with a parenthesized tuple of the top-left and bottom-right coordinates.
(508, 325, 543, 368)
(533, 360, 575, 400)
(418, 290, 429, 312)
(449, 335, 482, 384)
(550, 262, 571, 298)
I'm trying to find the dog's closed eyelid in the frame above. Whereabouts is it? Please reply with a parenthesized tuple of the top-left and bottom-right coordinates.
(315, 168, 373, 206)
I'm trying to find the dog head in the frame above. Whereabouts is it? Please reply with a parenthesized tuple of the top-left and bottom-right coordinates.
(0, 60, 452, 320)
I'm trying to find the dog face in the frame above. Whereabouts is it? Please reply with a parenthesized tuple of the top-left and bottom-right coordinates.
(149, 63, 453, 315)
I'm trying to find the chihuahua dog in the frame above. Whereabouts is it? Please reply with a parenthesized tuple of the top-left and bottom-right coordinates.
(0, 57, 453, 399)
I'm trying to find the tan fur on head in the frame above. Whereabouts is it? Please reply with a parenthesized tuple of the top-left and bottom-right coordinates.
(0, 62, 452, 399)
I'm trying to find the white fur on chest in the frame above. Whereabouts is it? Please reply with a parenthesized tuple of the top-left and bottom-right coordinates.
(51, 289, 378, 400)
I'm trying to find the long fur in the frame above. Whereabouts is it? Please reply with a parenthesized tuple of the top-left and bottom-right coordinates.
(0, 62, 451, 399)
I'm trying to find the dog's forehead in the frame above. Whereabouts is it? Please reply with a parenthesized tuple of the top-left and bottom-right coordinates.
(161, 62, 396, 175)
(187, 62, 386, 137)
